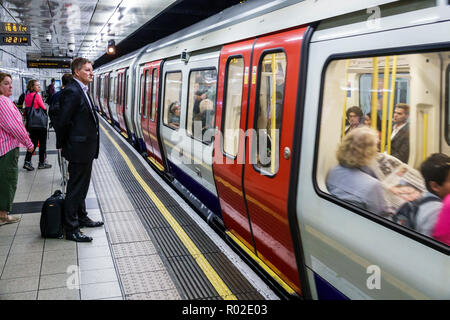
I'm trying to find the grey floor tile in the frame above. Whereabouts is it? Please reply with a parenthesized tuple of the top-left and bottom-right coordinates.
(125, 289, 181, 300)
(9, 241, 44, 254)
(0, 276, 39, 295)
(77, 237, 109, 247)
(43, 248, 77, 263)
(79, 256, 114, 271)
(12, 234, 44, 245)
(80, 281, 122, 300)
(0, 235, 14, 246)
(6, 251, 42, 265)
(1, 261, 41, 279)
(0, 245, 11, 256)
(77, 245, 111, 259)
(80, 268, 118, 285)
(39, 273, 72, 290)
(44, 239, 76, 251)
(38, 287, 80, 300)
(0, 290, 37, 300)
(41, 257, 77, 276)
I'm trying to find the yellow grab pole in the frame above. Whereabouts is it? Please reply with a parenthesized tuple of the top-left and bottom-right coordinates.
(271, 54, 277, 174)
(341, 59, 350, 140)
(380, 57, 390, 152)
(387, 55, 398, 154)
(371, 57, 379, 132)
(423, 113, 428, 161)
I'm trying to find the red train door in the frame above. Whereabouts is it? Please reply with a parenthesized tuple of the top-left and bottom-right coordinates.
(214, 39, 255, 252)
(117, 69, 127, 136)
(243, 27, 305, 295)
(140, 61, 164, 171)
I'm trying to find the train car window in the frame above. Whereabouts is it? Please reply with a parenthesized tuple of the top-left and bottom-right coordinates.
(124, 74, 128, 109)
(142, 70, 149, 118)
(316, 52, 450, 247)
(186, 69, 217, 143)
(223, 57, 244, 157)
(109, 77, 114, 103)
(150, 68, 157, 122)
(253, 52, 286, 176)
(359, 73, 410, 116)
(163, 71, 182, 130)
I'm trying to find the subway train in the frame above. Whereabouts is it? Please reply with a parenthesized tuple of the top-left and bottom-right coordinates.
(91, 0, 450, 299)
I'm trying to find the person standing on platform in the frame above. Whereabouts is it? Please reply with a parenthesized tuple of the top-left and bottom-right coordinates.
(23, 79, 52, 170)
(0, 72, 34, 225)
(45, 78, 55, 103)
(59, 57, 103, 242)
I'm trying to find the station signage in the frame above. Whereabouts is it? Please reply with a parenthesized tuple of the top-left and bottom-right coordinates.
(27, 58, 71, 69)
(0, 22, 31, 46)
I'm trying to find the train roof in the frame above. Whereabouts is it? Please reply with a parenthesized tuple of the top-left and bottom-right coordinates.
(95, 0, 400, 72)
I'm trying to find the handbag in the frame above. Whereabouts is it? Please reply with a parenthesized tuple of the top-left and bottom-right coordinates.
(26, 93, 48, 129)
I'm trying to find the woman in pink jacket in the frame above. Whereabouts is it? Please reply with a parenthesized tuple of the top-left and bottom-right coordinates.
(433, 194, 450, 246)
(0, 72, 34, 225)
(23, 79, 52, 170)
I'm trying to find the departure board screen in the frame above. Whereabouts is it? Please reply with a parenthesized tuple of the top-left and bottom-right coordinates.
(1, 34, 31, 45)
(1, 22, 29, 34)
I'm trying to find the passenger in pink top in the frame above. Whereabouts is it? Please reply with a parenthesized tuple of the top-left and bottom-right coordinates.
(0, 72, 34, 225)
(23, 79, 52, 170)
(433, 194, 450, 246)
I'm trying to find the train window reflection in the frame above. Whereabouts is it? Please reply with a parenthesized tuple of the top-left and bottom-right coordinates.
(223, 57, 244, 157)
(254, 51, 286, 176)
(317, 52, 450, 246)
(163, 71, 182, 130)
(187, 69, 217, 143)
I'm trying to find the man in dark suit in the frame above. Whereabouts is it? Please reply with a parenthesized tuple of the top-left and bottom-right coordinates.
(390, 103, 410, 164)
(59, 57, 103, 242)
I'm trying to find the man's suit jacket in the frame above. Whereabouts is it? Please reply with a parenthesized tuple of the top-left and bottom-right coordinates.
(59, 79, 99, 163)
(391, 123, 409, 163)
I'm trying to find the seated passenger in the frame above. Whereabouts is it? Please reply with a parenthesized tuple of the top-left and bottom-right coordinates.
(414, 153, 450, 237)
(344, 106, 364, 135)
(433, 194, 450, 245)
(168, 101, 181, 129)
(326, 127, 389, 215)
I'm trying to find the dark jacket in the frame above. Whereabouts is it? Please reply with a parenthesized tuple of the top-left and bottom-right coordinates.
(391, 123, 409, 163)
(59, 79, 99, 163)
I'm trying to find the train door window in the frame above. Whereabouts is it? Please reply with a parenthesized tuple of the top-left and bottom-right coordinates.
(139, 73, 144, 115)
(150, 68, 158, 122)
(223, 57, 244, 157)
(316, 52, 450, 247)
(253, 51, 287, 176)
(186, 69, 217, 143)
(163, 71, 182, 130)
(142, 70, 149, 118)
(359, 73, 410, 119)
(109, 77, 114, 103)
(124, 74, 128, 109)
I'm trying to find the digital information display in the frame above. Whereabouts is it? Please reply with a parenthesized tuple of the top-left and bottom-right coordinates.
(0, 22, 31, 46)
(1, 34, 31, 45)
(27, 59, 71, 69)
(1, 22, 29, 34)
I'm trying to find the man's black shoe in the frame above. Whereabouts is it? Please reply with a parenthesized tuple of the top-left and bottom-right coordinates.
(66, 231, 93, 242)
(79, 218, 104, 228)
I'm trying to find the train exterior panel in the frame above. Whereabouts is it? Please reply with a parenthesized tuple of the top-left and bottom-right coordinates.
(93, 0, 450, 299)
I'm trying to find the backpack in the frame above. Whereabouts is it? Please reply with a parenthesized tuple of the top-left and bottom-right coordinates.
(393, 196, 441, 229)
(40, 190, 65, 238)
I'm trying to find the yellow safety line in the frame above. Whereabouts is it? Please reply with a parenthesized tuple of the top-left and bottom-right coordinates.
(226, 230, 297, 295)
(371, 57, 378, 132)
(148, 156, 164, 172)
(100, 123, 237, 300)
(387, 55, 398, 155)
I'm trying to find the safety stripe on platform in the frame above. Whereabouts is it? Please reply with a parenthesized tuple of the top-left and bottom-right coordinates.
(99, 123, 238, 300)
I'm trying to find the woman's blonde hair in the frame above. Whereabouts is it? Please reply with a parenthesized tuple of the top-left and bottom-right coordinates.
(336, 127, 378, 168)
(27, 79, 38, 92)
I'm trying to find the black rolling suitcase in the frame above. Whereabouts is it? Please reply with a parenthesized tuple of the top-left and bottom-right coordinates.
(40, 150, 68, 239)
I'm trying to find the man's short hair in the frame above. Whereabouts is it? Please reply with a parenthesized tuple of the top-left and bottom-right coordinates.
(420, 153, 450, 194)
(346, 106, 363, 119)
(61, 73, 73, 86)
(71, 57, 92, 75)
(395, 103, 410, 115)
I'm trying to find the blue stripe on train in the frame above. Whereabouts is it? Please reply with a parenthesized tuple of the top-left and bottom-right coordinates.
(168, 160, 222, 219)
(314, 273, 349, 300)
